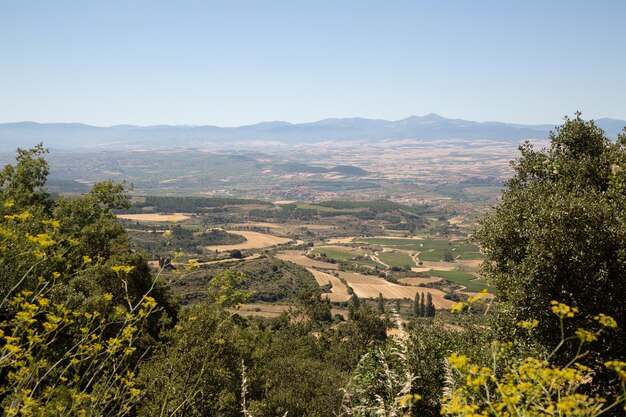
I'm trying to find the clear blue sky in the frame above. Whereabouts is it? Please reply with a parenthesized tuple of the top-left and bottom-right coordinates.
(1, 0, 625, 126)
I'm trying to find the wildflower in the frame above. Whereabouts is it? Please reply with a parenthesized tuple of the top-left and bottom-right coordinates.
(448, 353, 469, 371)
(142, 296, 157, 309)
(111, 265, 134, 274)
(82, 255, 92, 264)
(516, 319, 539, 330)
(451, 302, 465, 313)
(102, 293, 113, 302)
(605, 360, 626, 380)
(575, 328, 598, 343)
(4, 212, 32, 221)
(25, 233, 55, 247)
(594, 313, 617, 328)
(467, 288, 488, 303)
(550, 301, 578, 318)
(42, 219, 60, 228)
(163, 229, 172, 237)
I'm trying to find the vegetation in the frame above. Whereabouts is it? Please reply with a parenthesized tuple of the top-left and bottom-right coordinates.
(2, 114, 625, 416)
(123, 195, 270, 213)
(476, 114, 626, 392)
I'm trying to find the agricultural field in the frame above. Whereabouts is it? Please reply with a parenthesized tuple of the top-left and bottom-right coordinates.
(427, 269, 490, 292)
(113, 194, 490, 317)
(117, 213, 191, 222)
(375, 251, 415, 268)
(206, 230, 294, 251)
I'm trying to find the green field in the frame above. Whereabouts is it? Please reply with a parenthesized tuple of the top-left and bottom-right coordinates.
(358, 237, 482, 262)
(428, 269, 490, 292)
(297, 204, 344, 212)
(312, 247, 356, 260)
(351, 258, 386, 268)
(377, 251, 415, 268)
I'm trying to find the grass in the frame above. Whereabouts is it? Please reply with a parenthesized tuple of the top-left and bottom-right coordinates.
(351, 258, 386, 268)
(377, 251, 415, 268)
(358, 238, 481, 262)
(297, 204, 344, 212)
(312, 247, 356, 260)
(427, 269, 490, 292)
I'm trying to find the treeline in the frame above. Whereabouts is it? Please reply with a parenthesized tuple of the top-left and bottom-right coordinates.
(121, 195, 271, 213)
(173, 257, 321, 304)
(128, 225, 245, 256)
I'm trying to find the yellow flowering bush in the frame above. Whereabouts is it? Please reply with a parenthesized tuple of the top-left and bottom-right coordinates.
(0, 204, 160, 416)
(442, 300, 626, 416)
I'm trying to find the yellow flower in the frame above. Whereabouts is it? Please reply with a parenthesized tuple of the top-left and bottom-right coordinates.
(4, 212, 32, 221)
(575, 328, 598, 343)
(550, 301, 578, 318)
(605, 360, 626, 380)
(102, 293, 113, 302)
(594, 313, 617, 328)
(142, 296, 157, 309)
(82, 255, 92, 264)
(111, 265, 134, 274)
(25, 233, 55, 247)
(448, 353, 469, 370)
(42, 219, 60, 228)
(516, 319, 539, 330)
(467, 289, 488, 303)
(451, 302, 465, 313)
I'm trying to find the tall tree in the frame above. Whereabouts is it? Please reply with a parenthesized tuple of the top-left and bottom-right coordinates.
(475, 113, 626, 383)
(426, 293, 435, 317)
(377, 292, 385, 313)
(420, 293, 426, 317)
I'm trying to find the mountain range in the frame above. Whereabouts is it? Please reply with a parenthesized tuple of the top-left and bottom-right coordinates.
(0, 114, 624, 150)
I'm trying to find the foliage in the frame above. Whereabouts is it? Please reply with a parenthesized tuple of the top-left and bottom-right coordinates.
(0, 145, 176, 416)
(172, 258, 319, 304)
(442, 299, 626, 416)
(475, 114, 626, 383)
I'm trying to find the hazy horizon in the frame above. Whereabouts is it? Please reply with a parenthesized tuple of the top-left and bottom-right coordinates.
(2, 1, 626, 127)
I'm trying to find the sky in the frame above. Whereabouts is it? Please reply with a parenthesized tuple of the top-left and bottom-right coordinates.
(1, 0, 626, 127)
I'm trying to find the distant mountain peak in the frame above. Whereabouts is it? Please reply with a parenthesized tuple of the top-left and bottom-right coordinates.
(0, 115, 623, 150)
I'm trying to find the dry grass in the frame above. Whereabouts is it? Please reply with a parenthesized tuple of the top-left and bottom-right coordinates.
(397, 277, 443, 285)
(306, 268, 351, 302)
(206, 231, 293, 251)
(337, 271, 454, 308)
(116, 213, 191, 222)
(276, 251, 340, 270)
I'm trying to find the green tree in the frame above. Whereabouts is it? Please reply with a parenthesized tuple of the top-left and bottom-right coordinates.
(426, 293, 435, 317)
(475, 113, 626, 384)
(0, 143, 51, 212)
(413, 293, 420, 317)
(377, 292, 385, 313)
(349, 293, 362, 319)
(420, 293, 426, 318)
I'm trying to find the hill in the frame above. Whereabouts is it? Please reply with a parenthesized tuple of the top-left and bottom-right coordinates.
(2, 114, 624, 149)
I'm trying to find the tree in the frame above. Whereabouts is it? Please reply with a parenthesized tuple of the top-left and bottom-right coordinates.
(475, 113, 626, 383)
(426, 293, 435, 317)
(377, 292, 385, 313)
(348, 293, 361, 320)
(413, 293, 420, 317)
(420, 293, 426, 317)
(442, 249, 454, 262)
(0, 143, 51, 212)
